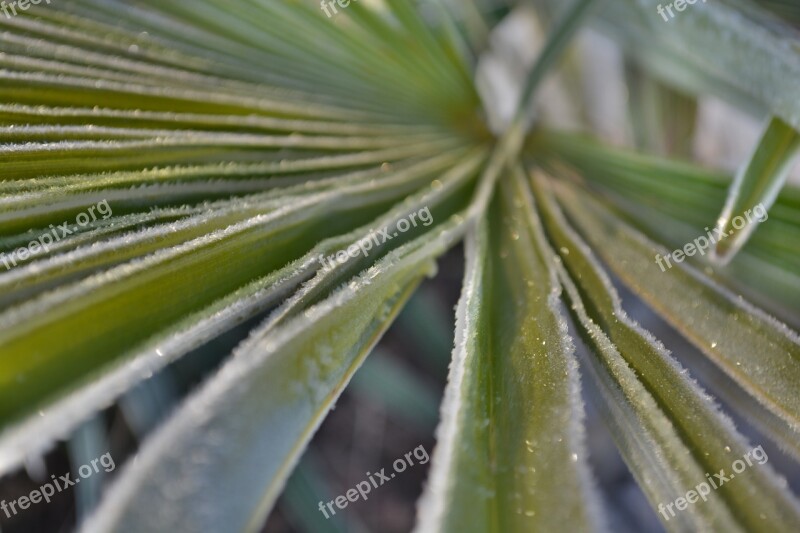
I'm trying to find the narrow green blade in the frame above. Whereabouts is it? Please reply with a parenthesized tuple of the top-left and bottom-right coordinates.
(713, 116, 800, 263)
(81, 217, 468, 533)
(548, 177, 800, 456)
(531, 171, 800, 531)
(415, 168, 602, 533)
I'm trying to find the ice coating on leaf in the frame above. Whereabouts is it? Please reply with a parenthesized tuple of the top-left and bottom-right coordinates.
(228, 152, 484, 338)
(80, 216, 467, 533)
(0, 131, 420, 155)
(532, 172, 800, 531)
(413, 217, 482, 533)
(556, 261, 729, 531)
(531, 130, 800, 321)
(415, 168, 604, 533)
(0, 142, 481, 470)
(556, 180, 800, 443)
(0, 252, 317, 476)
(0, 103, 432, 135)
(0, 197, 319, 330)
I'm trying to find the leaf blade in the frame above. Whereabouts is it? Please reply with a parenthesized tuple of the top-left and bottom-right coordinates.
(713, 116, 800, 263)
(415, 167, 603, 533)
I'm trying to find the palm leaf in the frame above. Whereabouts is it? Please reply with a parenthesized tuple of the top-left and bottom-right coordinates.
(713, 116, 800, 262)
(0, 1, 798, 532)
(415, 167, 602, 532)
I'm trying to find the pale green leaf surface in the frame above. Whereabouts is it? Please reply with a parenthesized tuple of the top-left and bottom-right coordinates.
(0, 146, 483, 474)
(530, 131, 800, 315)
(415, 169, 602, 533)
(592, 0, 800, 130)
(713, 116, 800, 263)
(551, 179, 800, 449)
(80, 214, 469, 533)
(531, 173, 800, 531)
(0, 1, 797, 532)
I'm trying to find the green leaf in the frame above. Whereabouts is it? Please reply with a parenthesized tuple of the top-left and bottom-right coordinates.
(624, 61, 698, 158)
(713, 116, 800, 263)
(529, 130, 800, 318)
(547, 177, 800, 458)
(415, 168, 602, 533)
(530, 171, 800, 531)
(81, 215, 468, 533)
(0, 1, 798, 532)
(0, 147, 484, 473)
(590, 0, 800, 129)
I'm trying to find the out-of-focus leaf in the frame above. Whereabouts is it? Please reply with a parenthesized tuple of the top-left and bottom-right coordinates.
(395, 286, 455, 372)
(586, 0, 800, 129)
(281, 451, 357, 533)
(755, 0, 800, 23)
(350, 349, 440, 431)
(511, 0, 598, 127)
(713, 116, 800, 263)
(624, 61, 697, 158)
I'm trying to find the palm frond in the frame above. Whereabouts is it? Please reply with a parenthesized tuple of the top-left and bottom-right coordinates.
(0, 1, 798, 532)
